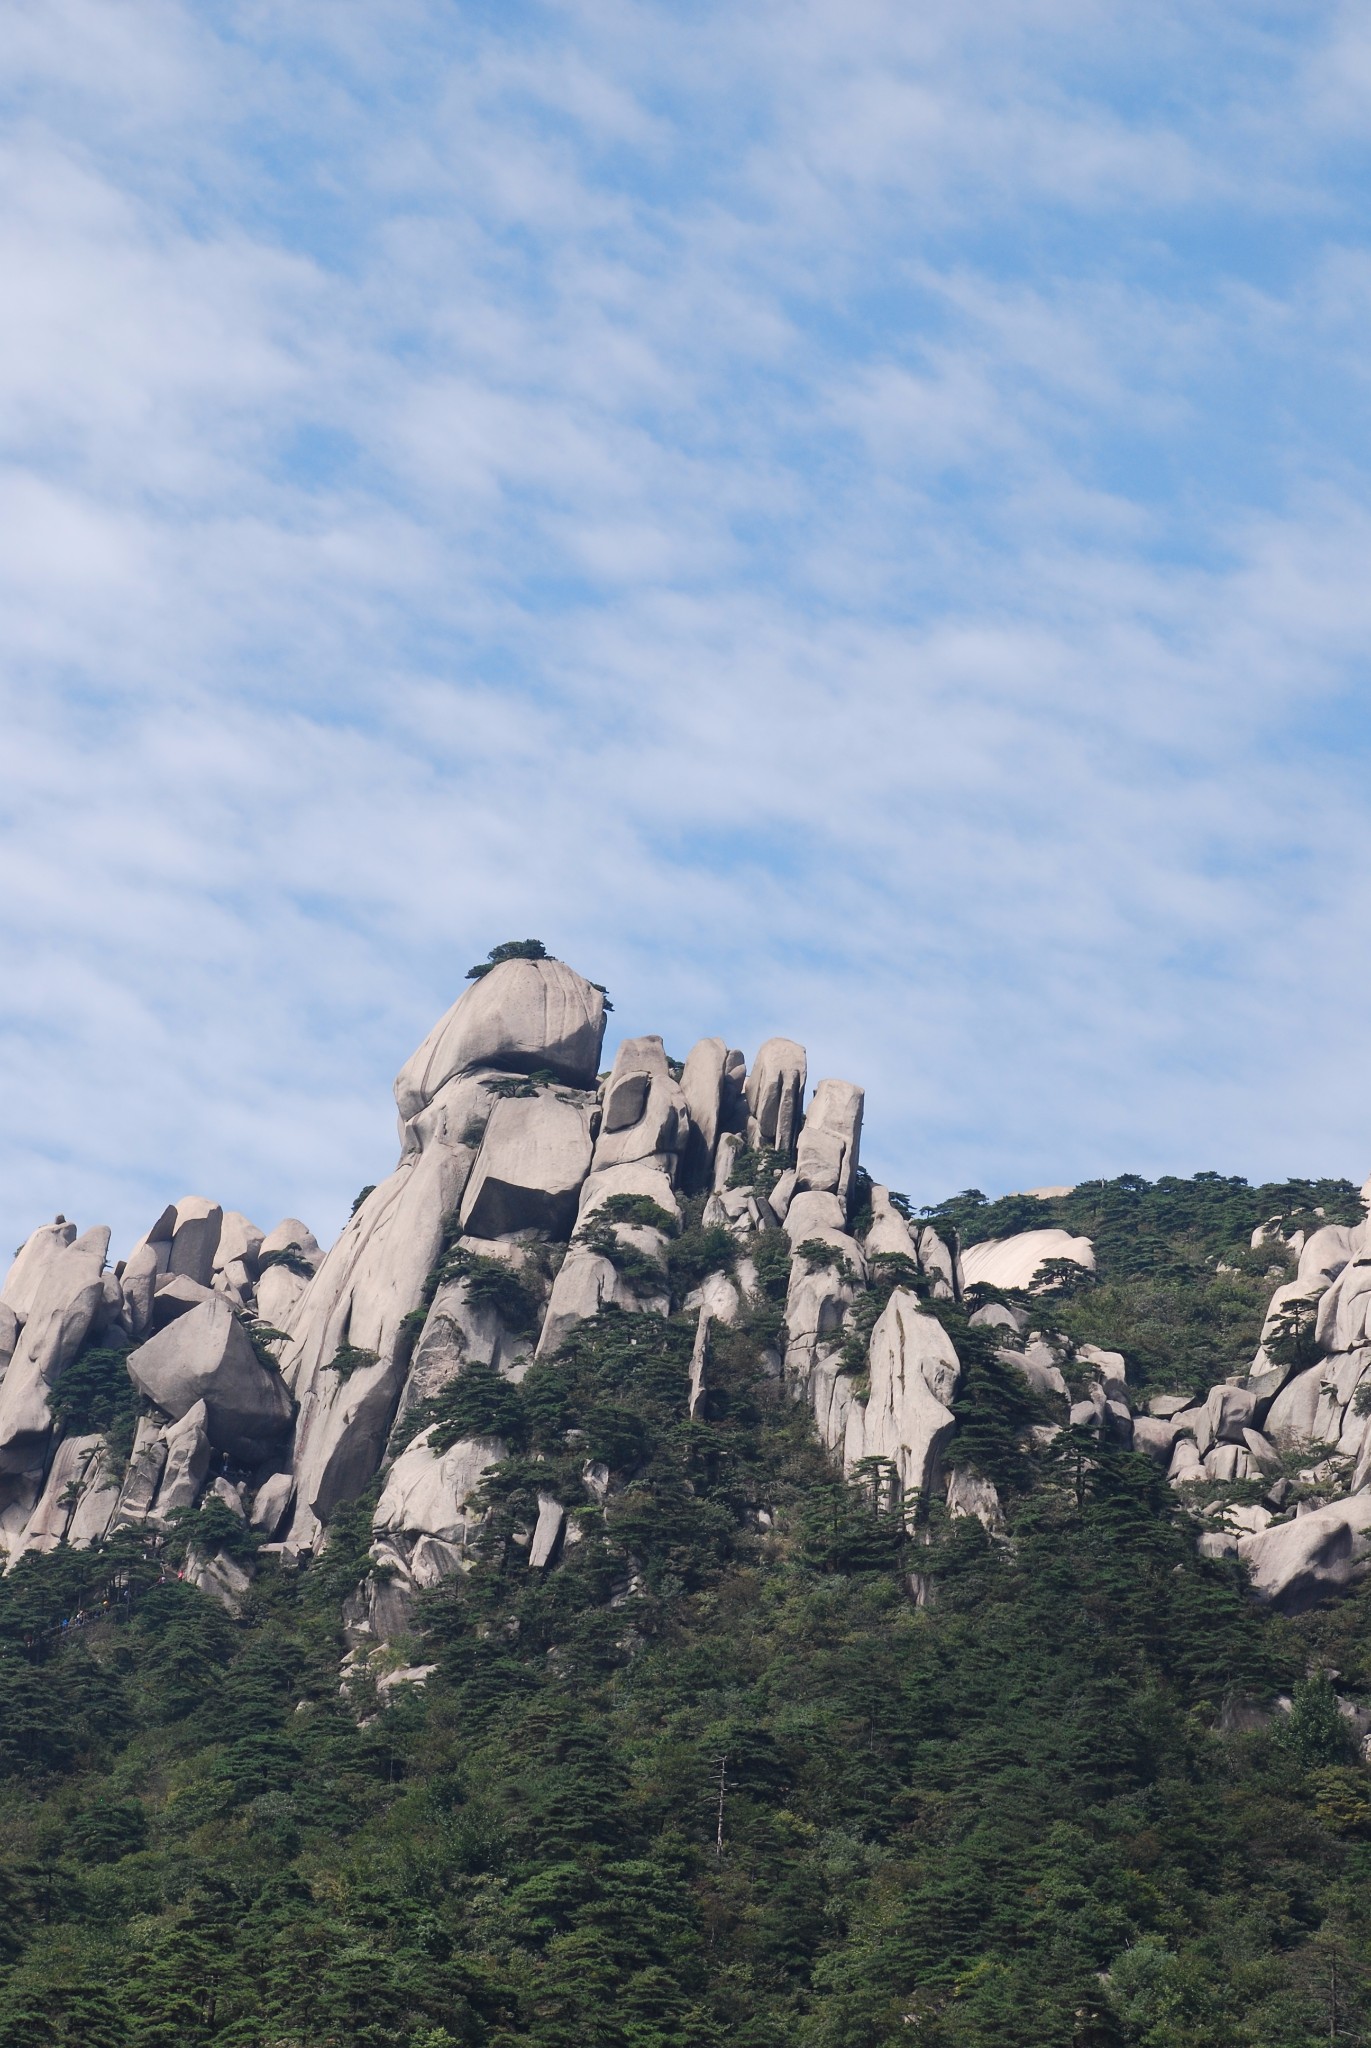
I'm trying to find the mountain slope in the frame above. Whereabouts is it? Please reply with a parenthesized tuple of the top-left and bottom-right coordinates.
(3, 951, 1371, 2045)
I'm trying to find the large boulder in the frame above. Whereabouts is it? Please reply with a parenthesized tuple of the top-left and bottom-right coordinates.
(213, 1212, 264, 1306)
(678, 1038, 744, 1192)
(1011, 1339, 1069, 1404)
(960, 1229, 1094, 1292)
(0, 1232, 109, 1473)
(745, 1038, 807, 1155)
(1317, 1258, 1371, 1356)
(459, 1090, 595, 1240)
(6, 1434, 103, 1564)
(374, 1429, 504, 1548)
(591, 1037, 688, 1175)
(1239, 1495, 1371, 1611)
(254, 1218, 324, 1331)
(154, 1402, 212, 1519)
(578, 1159, 682, 1225)
(537, 1248, 629, 1357)
(1299, 1223, 1360, 1290)
(121, 1245, 161, 1339)
(528, 1494, 565, 1568)
(785, 1228, 866, 1421)
(152, 1273, 221, 1326)
(946, 1466, 1004, 1534)
(865, 1188, 919, 1265)
(394, 959, 607, 1119)
(1133, 1415, 1186, 1465)
(259, 1218, 323, 1266)
(1266, 1362, 1344, 1450)
(66, 1442, 123, 1548)
(1192, 1383, 1257, 1455)
(283, 1072, 490, 1546)
(2, 1220, 78, 1318)
(794, 1079, 864, 1215)
(112, 1417, 169, 1527)
(167, 1198, 223, 1287)
(784, 1189, 849, 1243)
(537, 1197, 672, 1358)
(918, 1226, 960, 1301)
(126, 1299, 292, 1460)
(402, 1269, 531, 1418)
(844, 1289, 960, 1502)
(250, 1471, 294, 1537)
(534, 1145, 681, 1359)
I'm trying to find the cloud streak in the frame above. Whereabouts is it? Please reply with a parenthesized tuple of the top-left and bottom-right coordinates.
(3, 0, 1371, 1260)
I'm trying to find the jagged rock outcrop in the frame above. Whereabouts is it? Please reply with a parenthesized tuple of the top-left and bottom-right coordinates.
(401, 1248, 535, 1421)
(0, 1224, 110, 1476)
(254, 1218, 323, 1330)
(678, 1038, 744, 1192)
(282, 957, 610, 1549)
(24, 944, 1371, 1652)
(374, 1429, 504, 1554)
(844, 1289, 960, 1498)
(793, 1079, 863, 1214)
(11, 1433, 104, 1559)
(745, 1038, 807, 1154)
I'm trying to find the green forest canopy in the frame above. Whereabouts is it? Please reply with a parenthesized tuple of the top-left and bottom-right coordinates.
(0, 1172, 1369, 2047)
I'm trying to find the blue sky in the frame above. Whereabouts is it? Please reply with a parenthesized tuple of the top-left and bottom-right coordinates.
(5, 0, 1371, 1259)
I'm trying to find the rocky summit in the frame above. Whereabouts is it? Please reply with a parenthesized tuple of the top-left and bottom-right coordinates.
(7, 946, 1371, 2045)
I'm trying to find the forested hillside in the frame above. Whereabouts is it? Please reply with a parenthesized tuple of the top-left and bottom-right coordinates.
(3, 1169, 1371, 2048)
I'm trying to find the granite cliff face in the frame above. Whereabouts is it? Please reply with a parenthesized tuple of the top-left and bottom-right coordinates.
(4, 949, 1367, 1638)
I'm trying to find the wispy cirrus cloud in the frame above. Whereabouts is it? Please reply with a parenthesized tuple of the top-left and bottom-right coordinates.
(3, 0, 1371, 1260)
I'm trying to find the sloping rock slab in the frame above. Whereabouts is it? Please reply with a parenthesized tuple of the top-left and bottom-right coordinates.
(1239, 1495, 1371, 1612)
(127, 1300, 292, 1460)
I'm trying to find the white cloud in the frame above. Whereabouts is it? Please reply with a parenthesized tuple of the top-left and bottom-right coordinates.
(3, 0, 1371, 1266)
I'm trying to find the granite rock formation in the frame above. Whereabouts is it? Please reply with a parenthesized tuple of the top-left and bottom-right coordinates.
(10, 947, 1371, 1630)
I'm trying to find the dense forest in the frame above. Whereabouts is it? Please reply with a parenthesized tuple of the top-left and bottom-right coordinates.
(2, 1172, 1371, 2048)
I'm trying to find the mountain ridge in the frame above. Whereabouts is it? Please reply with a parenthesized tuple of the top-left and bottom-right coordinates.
(5, 949, 1371, 2044)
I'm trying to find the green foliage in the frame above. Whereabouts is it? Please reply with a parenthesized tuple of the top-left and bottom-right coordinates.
(927, 1171, 1363, 1259)
(592, 1193, 679, 1235)
(795, 1237, 855, 1279)
(257, 1244, 312, 1275)
(942, 1315, 1043, 1495)
(848, 1165, 876, 1237)
(1276, 1673, 1357, 1768)
(665, 1224, 736, 1301)
(237, 1317, 292, 1377)
(327, 1343, 379, 1380)
(2, 1176, 1371, 2048)
(727, 1145, 790, 1192)
(351, 1182, 377, 1215)
(466, 937, 549, 979)
(923, 1171, 1364, 1399)
(1266, 1294, 1321, 1375)
(48, 1346, 140, 1463)
(574, 1219, 668, 1296)
(67, 1800, 147, 1863)
(867, 1248, 923, 1293)
(428, 1360, 529, 1453)
(432, 1245, 540, 1334)
(749, 1229, 793, 1299)
(484, 1068, 557, 1098)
